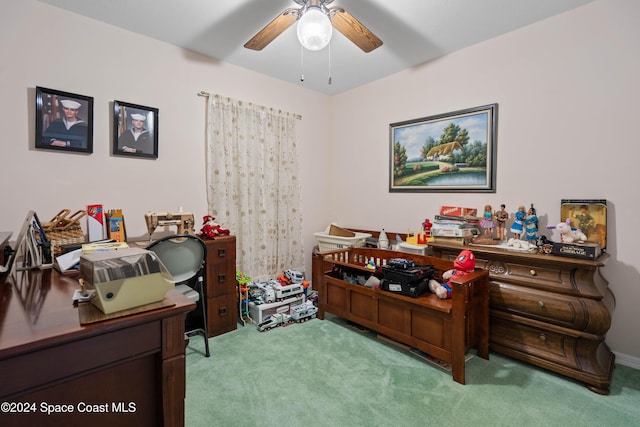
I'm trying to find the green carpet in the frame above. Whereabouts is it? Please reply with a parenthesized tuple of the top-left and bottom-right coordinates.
(185, 315, 640, 427)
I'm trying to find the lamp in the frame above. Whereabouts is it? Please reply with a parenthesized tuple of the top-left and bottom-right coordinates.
(296, 6, 332, 51)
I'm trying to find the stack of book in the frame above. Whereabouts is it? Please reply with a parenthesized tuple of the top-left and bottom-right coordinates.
(430, 213, 481, 245)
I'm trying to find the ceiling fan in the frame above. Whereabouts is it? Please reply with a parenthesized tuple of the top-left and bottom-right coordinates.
(244, 0, 383, 53)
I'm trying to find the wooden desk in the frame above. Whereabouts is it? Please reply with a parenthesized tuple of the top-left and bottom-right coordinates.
(0, 231, 11, 266)
(0, 268, 195, 426)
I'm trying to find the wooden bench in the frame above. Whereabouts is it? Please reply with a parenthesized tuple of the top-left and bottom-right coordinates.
(312, 247, 489, 385)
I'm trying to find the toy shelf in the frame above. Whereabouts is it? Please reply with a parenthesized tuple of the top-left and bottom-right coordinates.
(248, 294, 305, 324)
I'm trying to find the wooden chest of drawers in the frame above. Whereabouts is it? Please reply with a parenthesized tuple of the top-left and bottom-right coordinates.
(430, 241, 615, 394)
(204, 236, 237, 337)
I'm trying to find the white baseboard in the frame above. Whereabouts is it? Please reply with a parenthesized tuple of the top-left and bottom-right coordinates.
(614, 351, 640, 370)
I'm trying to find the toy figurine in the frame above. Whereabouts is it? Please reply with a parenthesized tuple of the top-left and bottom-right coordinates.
(494, 204, 509, 241)
(422, 218, 433, 237)
(198, 215, 230, 239)
(378, 229, 389, 249)
(428, 249, 476, 299)
(524, 204, 539, 244)
(547, 219, 588, 243)
(572, 204, 596, 239)
(480, 204, 495, 237)
(510, 205, 526, 240)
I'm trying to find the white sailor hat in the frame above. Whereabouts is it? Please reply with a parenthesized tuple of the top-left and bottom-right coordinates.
(60, 99, 81, 109)
(130, 113, 146, 121)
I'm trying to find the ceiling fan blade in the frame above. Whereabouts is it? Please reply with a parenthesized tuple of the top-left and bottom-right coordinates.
(329, 7, 382, 53)
(244, 8, 299, 51)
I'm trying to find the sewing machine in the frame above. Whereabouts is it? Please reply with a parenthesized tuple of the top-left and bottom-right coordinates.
(144, 211, 195, 240)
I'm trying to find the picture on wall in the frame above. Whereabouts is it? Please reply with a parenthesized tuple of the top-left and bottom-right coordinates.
(35, 86, 93, 154)
(389, 104, 498, 192)
(561, 199, 607, 251)
(113, 100, 158, 159)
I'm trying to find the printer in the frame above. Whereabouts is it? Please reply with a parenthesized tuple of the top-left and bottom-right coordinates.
(80, 247, 173, 314)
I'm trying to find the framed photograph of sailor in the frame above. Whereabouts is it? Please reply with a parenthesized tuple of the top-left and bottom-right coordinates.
(113, 100, 158, 159)
(35, 86, 93, 154)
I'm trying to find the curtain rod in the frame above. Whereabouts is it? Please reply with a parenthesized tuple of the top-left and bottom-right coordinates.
(198, 91, 302, 120)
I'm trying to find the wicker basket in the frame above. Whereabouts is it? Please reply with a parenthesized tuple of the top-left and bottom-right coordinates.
(43, 209, 87, 255)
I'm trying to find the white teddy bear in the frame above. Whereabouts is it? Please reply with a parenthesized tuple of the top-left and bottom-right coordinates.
(548, 219, 587, 244)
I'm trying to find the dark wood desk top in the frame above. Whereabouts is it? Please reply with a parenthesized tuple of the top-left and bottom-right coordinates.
(0, 231, 10, 247)
(0, 268, 194, 359)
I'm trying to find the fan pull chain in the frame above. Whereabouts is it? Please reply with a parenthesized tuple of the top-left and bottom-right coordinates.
(300, 44, 305, 82)
(328, 42, 332, 85)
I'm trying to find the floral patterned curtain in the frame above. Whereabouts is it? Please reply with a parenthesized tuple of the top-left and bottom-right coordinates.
(205, 94, 304, 280)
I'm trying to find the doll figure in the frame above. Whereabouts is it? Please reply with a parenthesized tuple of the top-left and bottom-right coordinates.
(480, 204, 495, 237)
(524, 204, 539, 244)
(510, 205, 526, 240)
(494, 204, 509, 241)
(572, 204, 596, 239)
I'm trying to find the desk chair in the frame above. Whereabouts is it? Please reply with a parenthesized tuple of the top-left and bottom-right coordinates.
(147, 234, 210, 357)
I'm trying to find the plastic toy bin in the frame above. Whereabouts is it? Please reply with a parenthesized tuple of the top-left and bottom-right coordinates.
(314, 231, 371, 252)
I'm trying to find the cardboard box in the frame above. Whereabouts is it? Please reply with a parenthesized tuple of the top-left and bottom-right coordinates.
(560, 199, 607, 251)
(551, 242, 602, 260)
(329, 224, 355, 237)
(439, 206, 478, 217)
(87, 204, 105, 241)
(106, 209, 127, 242)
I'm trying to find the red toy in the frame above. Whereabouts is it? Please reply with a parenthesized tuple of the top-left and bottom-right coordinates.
(197, 215, 230, 239)
(428, 249, 476, 299)
(422, 218, 433, 237)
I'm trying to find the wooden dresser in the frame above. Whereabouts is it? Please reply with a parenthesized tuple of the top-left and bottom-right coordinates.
(204, 236, 237, 337)
(430, 241, 615, 394)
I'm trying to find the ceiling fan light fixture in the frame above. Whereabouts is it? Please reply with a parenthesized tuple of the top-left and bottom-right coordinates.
(296, 6, 332, 51)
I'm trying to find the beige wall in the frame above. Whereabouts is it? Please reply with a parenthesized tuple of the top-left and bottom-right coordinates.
(1, 1, 638, 363)
(0, 0, 332, 281)
(329, 0, 640, 363)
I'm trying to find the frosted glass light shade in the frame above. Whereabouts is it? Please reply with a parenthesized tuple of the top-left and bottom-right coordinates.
(296, 6, 332, 51)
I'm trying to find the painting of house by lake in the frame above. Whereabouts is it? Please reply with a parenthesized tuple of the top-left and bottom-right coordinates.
(390, 104, 497, 192)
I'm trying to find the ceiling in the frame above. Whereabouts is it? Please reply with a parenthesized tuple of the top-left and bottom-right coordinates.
(39, 0, 595, 95)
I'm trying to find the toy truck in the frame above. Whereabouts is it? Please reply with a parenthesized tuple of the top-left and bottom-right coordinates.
(256, 313, 293, 332)
(284, 269, 305, 284)
(290, 301, 318, 323)
(272, 281, 304, 301)
(254, 281, 276, 304)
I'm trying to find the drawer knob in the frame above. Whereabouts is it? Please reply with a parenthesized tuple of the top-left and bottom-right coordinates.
(539, 334, 546, 341)
(530, 269, 537, 276)
(538, 301, 545, 308)
(218, 248, 226, 257)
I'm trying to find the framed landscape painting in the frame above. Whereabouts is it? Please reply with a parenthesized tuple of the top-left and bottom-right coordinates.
(389, 104, 498, 192)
